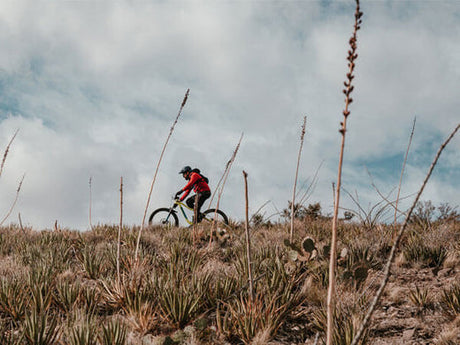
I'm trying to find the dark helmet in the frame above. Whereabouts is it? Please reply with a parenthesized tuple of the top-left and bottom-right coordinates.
(179, 166, 192, 174)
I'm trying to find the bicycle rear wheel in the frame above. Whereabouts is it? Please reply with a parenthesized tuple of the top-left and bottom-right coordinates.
(202, 209, 229, 225)
(148, 208, 179, 227)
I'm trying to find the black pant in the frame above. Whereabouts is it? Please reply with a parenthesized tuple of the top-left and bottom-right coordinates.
(186, 190, 211, 222)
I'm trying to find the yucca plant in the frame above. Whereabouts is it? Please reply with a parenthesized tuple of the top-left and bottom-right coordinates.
(54, 280, 81, 314)
(21, 244, 43, 267)
(223, 293, 286, 344)
(312, 304, 369, 345)
(29, 280, 54, 315)
(28, 261, 56, 286)
(22, 309, 60, 345)
(0, 318, 21, 345)
(0, 278, 30, 323)
(340, 244, 380, 271)
(99, 319, 127, 345)
(80, 285, 101, 316)
(310, 261, 330, 288)
(440, 283, 460, 317)
(98, 279, 125, 313)
(202, 275, 239, 310)
(161, 242, 204, 277)
(220, 251, 305, 344)
(156, 275, 204, 329)
(78, 246, 105, 280)
(403, 236, 447, 268)
(125, 300, 157, 335)
(409, 285, 432, 310)
(68, 315, 98, 345)
(233, 246, 274, 286)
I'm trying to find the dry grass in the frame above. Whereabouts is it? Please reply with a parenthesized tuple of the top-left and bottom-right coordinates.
(0, 217, 457, 344)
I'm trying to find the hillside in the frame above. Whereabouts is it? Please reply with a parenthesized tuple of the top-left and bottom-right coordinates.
(0, 215, 459, 345)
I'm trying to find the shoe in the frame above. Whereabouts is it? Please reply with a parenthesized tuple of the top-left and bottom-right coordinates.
(193, 213, 205, 223)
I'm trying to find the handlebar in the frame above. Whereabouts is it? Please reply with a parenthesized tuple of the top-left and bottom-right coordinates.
(172, 196, 183, 208)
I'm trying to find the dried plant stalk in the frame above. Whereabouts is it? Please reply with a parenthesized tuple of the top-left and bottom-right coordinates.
(0, 129, 19, 179)
(117, 176, 123, 285)
(351, 123, 459, 345)
(243, 170, 254, 301)
(193, 192, 199, 246)
(18, 212, 24, 233)
(0, 174, 25, 227)
(290, 116, 307, 242)
(208, 133, 244, 209)
(89, 176, 93, 230)
(134, 89, 190, 261)
(209, 133, 243, 243)
(393, 117, 416, 227)
(327, 2, 362, 345)
(297, 160, 323, 207)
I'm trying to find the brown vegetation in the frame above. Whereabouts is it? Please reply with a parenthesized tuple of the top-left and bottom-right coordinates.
(0, 212, 458, 344)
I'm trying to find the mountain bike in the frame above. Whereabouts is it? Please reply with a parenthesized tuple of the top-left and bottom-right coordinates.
(148, 197, 229, 227)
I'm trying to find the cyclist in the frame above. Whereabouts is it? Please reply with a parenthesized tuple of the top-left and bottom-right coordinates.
(175, 166, 211, 223)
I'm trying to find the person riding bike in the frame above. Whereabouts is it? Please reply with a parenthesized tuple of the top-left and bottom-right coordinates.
(175, 166, 211, 223)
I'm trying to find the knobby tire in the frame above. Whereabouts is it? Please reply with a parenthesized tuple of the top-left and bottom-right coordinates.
(148, 208, 179, 227)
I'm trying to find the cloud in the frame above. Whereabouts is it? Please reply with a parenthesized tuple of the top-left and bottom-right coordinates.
(0, 1, 458, 229)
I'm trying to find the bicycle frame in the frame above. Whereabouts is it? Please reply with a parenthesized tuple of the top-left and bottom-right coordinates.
(173, 200, 195, 225)
(166, 199, 208, 226)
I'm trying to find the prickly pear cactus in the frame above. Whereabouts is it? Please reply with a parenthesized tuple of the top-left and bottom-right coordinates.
(302, 237, 315, 253)
(284, 236, 318, 262)
(342, 264, 369, 290)
(288, 249, 299, 262)
(354, 265, 368, 283)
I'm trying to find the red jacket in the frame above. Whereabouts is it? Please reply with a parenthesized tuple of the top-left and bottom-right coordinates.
(180, 172, 210, 201)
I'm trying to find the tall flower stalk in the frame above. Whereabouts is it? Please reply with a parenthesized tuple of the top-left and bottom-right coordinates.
(209, 133, 243, 243)
(0, 129, 19, 179)
(117, 176, 123, 286)
(243, 170, 254, 301)
(326, 2, 363, 345)
(290, 116, 307, 242)
(135, 89, 190, 261)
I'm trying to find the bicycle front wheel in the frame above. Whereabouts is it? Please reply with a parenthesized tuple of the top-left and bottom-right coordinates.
(148, 208, 179, 227)
(202, 209, 229, 225)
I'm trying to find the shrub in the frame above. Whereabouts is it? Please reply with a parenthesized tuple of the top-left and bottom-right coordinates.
(440, 283, 460, 317)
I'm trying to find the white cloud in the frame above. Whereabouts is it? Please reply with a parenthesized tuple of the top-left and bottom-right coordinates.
(0, 1, 458, 229)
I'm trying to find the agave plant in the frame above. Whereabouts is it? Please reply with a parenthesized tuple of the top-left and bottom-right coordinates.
(409, 285, 432, 310)
(54, 279, 81, 314)
(67, 314, 98, 345)
(311, 304, 369, 345)
(80, 285, 101, 316)
(99, 319, 127, 345)
(440, 283, 460, 317)
(125, 301, 157, 335)
(403, 235, 448, 268)
(0, 278, 30, 323)
(0, 318, 22, 345)
(201, 275, 239, 310)
(156, 275, 204, 329)
(223, 293, 286, 344)
(22, 309, 60, 345)
(77, 246, 105, 280)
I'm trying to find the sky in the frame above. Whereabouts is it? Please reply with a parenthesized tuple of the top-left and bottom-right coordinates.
(0, 1, 459, 230)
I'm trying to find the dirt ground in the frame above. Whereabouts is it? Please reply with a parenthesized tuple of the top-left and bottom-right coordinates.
(362, 264, 460, 345)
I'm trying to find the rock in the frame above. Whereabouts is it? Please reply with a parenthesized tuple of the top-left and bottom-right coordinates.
(194, 317, 207, 330)
(437, 268, 453, 278)
(184, 325, 196, 335)
(402, 328, 415, 340)
(172, 330, 187, 343)
(148, 336, 174, 345)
